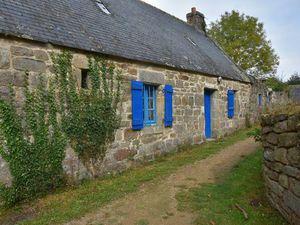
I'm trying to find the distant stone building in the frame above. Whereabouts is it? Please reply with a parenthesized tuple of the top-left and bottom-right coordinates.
(289, 85, 300, 103)
(0, 0, 269, 181)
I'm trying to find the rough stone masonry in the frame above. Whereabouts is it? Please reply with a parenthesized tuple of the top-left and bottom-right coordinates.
(261, 109, 300, 225)
(0, 36, 270, 184)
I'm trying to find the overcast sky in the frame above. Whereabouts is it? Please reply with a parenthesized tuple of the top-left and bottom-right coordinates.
(143, 0, 300, 80)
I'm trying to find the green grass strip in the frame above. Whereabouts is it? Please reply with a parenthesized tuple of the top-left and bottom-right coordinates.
(0, 129, 251, 225)
(176, 150, 288, 225)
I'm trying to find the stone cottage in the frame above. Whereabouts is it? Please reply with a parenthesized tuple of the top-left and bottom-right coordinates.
(0, 0, 266, 181)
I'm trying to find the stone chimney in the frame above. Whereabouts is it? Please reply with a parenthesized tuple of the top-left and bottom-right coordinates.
(186, 7, 206, 33)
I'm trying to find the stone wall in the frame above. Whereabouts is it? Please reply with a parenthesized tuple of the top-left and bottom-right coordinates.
(289, 85, 300, 103)
(0, 36, 259, 184)
(261, 110, 300, 225)
(271, 91, 290, 106)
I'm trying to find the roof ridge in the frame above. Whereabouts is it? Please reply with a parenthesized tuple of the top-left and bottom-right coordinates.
(136, 0, 205, 35)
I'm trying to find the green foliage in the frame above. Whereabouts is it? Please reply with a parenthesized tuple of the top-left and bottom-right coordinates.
(287, 72, 300, 85)
(265, 76, 288, 91)
(51, 52, 122, 162)
(0, 74, 66, 206)
(247, 128, 262, 142)
(176, 150, 287, 225)
(0, 51, 122, 206)
(208, 10, 279, 77)
(0, 129, 252, 224)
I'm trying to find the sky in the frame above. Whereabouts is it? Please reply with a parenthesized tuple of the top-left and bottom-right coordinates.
(143, 0, 300, 80)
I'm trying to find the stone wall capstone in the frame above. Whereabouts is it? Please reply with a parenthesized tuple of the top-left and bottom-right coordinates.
(261, 108, 300, 225)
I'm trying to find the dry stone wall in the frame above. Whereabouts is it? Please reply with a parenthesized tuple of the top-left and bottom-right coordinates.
(0, 36, 259, 183)
(262, 111, 300, 225)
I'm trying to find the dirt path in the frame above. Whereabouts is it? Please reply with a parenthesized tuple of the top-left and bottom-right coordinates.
(66, 138, 260, 225)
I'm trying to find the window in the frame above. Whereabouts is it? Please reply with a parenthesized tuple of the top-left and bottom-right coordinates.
(267, 93, 272, 105)
(131, 81, 173, 130)
(143, 85, 157, 125)
(96, 0, 111, 15)
(81, 69, 89, 89)
(258, 94, 262, 106)
(227, 90, 235, 119)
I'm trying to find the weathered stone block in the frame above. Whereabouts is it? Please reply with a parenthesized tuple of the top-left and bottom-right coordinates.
(124, 128, 138, 141)
(179, 74, 189, 80)
(114, 148, 132, 161)
(141, 135, 158, 144)
(274, 120, 288, 133)
(0, 48, 10, 69)
(279, 174, 289, 189)
(287, 147, 300, 167)
(139, 70, 164, 84)
(72, 54, 88, 68)
(278, 133, 298, 147)
(264, 166, 279, 181)
(261, 114, 274, 126)
(274, 114, 288, 122)
(264, 148, 274, 162)
(34, 50, 49, 61)
(266, 177, 284, 197)
(0, 86, 10, 100)
(13, 58, 46, 72)
(0, 71, 13, 86)
(274, 148, 288, 164)
(11, 46, 34, 56)
(262, 126, 273, 134)
(13, 71, 26, 87)
(283, 166, 300, 179)
(283, 191, 300, 217)
(266, 161, 284, 172)
(287, 114, 300, 132)
(290, 177, 300, 197)
(266, 132, 278, 145)
(127, 67, 137, 76)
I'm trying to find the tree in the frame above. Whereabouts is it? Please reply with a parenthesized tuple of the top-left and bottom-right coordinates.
(265, 76, 288, 91)
(287, 72, 300, 85)
(208, 10, 279, 78)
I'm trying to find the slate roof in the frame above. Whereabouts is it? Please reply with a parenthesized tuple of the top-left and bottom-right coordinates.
(0, 0, 250, 82)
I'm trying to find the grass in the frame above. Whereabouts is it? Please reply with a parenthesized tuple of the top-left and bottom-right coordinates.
(176, 150, 288, 225)
(0, 129, 251, 225)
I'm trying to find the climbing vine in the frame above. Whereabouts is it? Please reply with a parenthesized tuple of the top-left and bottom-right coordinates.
(0, 74, 66, 206)
(0, 51, 122, 206)
(52, 52, 122, 170)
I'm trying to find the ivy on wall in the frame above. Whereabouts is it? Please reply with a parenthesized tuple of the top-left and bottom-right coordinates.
(52, 52, 122, 174)
(0, 51, 122, 206)
(0, 74, 66, 206)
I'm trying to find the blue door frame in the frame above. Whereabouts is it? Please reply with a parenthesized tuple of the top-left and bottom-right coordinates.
(204, 89, 213, 138)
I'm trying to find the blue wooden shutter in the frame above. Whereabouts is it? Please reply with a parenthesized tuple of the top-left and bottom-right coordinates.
(227, 90, 235, 118)
(131, 81, 144, 130)
(164, 85, 173, 127)
(258, 94, 262, 106)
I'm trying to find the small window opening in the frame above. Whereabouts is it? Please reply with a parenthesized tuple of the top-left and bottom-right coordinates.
(81, 69, 89, 89)
(96, 0, 111, 15)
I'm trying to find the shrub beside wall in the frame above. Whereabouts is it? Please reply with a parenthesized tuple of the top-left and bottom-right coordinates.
(261, 109, 300, 225)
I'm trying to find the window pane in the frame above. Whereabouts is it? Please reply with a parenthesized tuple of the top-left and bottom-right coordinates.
(148, 99, 154, 109)
(148, 110, 154, 121)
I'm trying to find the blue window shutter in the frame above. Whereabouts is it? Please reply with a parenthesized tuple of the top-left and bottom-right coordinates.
(258, 94, 262, 106)
(164, 85, 173, 127)
(131, 81, 144, 130)
(227, 90, 234, 118)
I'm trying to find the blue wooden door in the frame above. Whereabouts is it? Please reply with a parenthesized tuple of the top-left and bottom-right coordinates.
(204, 90, 212, 138)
